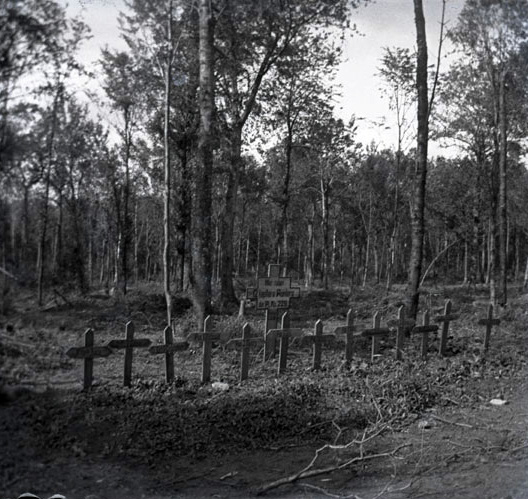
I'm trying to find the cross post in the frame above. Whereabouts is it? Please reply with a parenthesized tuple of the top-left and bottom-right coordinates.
(411, 310, 439, 359)
(361, 311, 390, 362)
(67, 328, 112, 390)
(478, 304, 500, 352)
(387, 306, 415, 361)
(108, 321, 151, 387)
(435, 300, 459, 356)
(199, 316, 222, 383)
(240, 323, 263, 381)
(333, 309, 356, 362)
(308, 319, 335, 370)
(267, 311, 303, 374)
(148, 326, 188, 382)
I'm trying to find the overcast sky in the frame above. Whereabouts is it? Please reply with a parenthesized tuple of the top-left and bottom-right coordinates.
(65, 0, 465, 155)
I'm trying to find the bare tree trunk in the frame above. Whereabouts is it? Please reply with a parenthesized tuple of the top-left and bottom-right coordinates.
(305, 205, 315, 288)
(407, 0, 429, 319)
(321, 180, 331, 290)
(193, 0, 215, 327)
(38, 85, 62, 305)
(218, 126, 241, 307)
(163, 0, 174, 326)
(498, 71, 508, 305)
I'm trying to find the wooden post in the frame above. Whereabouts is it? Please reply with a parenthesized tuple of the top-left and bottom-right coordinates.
(478, 304, 500, 352)
(309, 319, 335, 370)
(411, 310, 438, 360)
(267, 311, 303, 375)
(108, 321, 152, 387)
(387, 306, 414, 361)
(148, 326, 188, 382)
(396, 306, 405, 361)
(345, 309, 354, 362)
(333, 309, 356, 362)
(264, 308, 280, 360)
(240, 323, 251, 381)
(361, 311, 390, 362)
(278, 311, 290, 374)
(372, 311, 381, 359)
(435, 300, 459, 356)
(67, 328, 111, 390)
(313, 320, 323, 370)
(201, 315, 216, 383)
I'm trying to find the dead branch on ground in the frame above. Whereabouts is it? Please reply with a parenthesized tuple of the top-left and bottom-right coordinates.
(256, 440, 410, 495)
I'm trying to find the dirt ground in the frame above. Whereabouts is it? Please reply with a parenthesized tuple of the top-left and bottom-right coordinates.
(1, 285, 527, 499)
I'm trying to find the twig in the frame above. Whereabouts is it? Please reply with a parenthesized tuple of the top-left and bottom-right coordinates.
(300, 483, 363, 499)
(54, 288, 73, 306)
(430, 414, 473, 429)
(509, 443, 528, 454)
(256, 443, 411, 495)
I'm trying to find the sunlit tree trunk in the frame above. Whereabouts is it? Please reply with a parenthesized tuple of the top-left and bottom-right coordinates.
(193, 0, 214, 327)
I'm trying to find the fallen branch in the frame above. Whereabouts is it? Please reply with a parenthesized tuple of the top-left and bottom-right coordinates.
(256, 443, 410, 496)
(430, 414, 473, 429)
(0, 266, 19, 282)
(54, 288, 73, 306)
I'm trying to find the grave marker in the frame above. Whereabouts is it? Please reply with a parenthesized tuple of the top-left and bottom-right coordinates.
(332, 309, 356, 362)
(267, 311, 303, 374)
(148, 326, 188, 382)
(108, 321, 151, 387)
(387, 306, 415, 361)
(435, 300, 459, 356)
(67, 328, 111, 390)
(238, 323, 263, 381)
(361, 311, 390, 362)
(306, 320, 335, 370)
(411, 310, 439, 359)
(246, 264, 300, 360)
(478, 304, 500, 352)
(196, 315, 221, 383)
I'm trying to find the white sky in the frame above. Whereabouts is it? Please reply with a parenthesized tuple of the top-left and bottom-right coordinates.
(64, 0, 465, 156)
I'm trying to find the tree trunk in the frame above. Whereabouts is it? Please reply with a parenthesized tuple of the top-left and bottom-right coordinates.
(38, 85, 62, 305)
(407, 0, 429, 319)
(321, 180, 330, 290)
(218, 126, 242, 308)
(193, 0, 215, 327)
(163, 0, 173, 326)
(498, 71, 508, 306)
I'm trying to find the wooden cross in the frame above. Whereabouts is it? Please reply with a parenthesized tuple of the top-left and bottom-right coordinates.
(478, 304, 500, 353)
(237, 323, 263, 381)
(361, 311, 390, 362)
(108, 321, 151, 387)
(411, 310, 439, 359)
(148, 326, 188, 382)
(267, 311, 303, 374)
(332, 309, 356, 362)
(387, 306, 415, 361)
(435, 300, 459, 356)
(67, 328, 111, 390)
(196, 315, 221, 383)
(306, 320, 335, 370)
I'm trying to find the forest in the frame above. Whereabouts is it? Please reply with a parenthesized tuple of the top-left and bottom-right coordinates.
(1, 0, 528, 325)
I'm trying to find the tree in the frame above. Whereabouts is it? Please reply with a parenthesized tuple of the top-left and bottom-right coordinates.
(407, 0, 429, 320)
(450, 0, 528, 305)
(193, 0, 215, 328)
(213, 0, 356, 307)
(378, 47, 415, 291)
